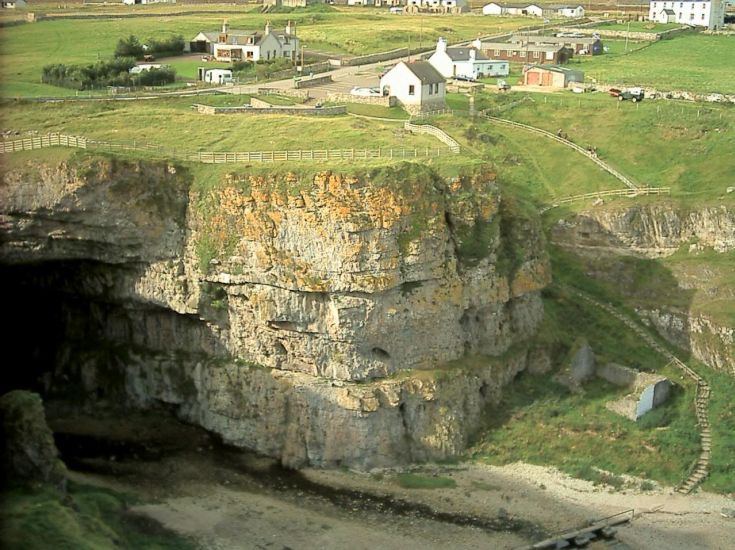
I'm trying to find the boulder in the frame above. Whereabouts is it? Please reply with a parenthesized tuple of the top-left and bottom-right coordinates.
(0, 390, 67, 488)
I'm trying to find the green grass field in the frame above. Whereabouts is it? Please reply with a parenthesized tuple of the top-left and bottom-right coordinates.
(0, 97, 437, 152)
(0, 9, 530, 97)
(423, 109, 629, 205)
(569, 34, 735, 94)
(492, 92, 735, 199)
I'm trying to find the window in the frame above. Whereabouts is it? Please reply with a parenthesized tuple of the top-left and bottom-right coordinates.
(494, 49, 500, 56)
(533, 50, 540, 58)
(690, 12, 694, 19)
(428, 84, 432, 96)
(434, 83, 439, 94)
(408, 84, 415, 96)
(702, 13, 705, 19)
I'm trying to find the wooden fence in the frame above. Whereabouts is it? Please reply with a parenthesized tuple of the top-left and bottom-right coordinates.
(0, 133, 456, 163)
(1, 134, 87, 153)
(403, 122, 461, 154)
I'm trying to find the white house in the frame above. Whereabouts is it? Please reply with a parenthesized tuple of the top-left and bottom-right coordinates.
(2, 0, 27, 7)
(428, 38, 509, 80)
(191, 20, 300, 63)
(482, 2, 583, 17)
(347, 0, 375, 5)
(555, 4, 585, 17)
(648, 0, 726, 29)
(379, 61, 446, 114)
(405, 0, 469, 13)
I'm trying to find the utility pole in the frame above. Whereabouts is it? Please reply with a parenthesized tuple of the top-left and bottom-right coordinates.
(624, 19, 630, 52)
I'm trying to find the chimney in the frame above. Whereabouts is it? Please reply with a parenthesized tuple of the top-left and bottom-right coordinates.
(222, 19, 228, 34)
(472, 37, 482, 50)
(469, 48, 476, 60)
(265, 20, 272, 35)
(437, 37, 447, 53)
(286, 20, 295, 36)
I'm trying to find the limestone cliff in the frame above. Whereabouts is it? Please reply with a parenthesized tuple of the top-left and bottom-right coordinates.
(552, 203, 735, 257)
(550, 201, 734, 374)
(0, 154, 550, 468)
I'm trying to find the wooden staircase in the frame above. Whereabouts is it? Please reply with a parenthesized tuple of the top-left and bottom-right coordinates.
(562, 285, 712, 494)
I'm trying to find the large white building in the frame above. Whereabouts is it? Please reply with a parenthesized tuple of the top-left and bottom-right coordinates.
(428, 38, 509, 79)
(191, 21, 300, 62)
(481, 3, 584, 17)
(648, 0, 727, 29)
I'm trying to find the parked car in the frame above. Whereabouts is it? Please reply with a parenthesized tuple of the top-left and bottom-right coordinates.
(350, 86, 382, 97)
(454, 75, 476, 82)
(608, 87, 622, 97)
(618, 87, 644, 102)
(497, 80, 511, 91)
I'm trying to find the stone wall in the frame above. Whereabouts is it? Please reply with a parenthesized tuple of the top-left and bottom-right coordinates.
(554, 25, 693, 41)
(192, 103, 346, 116)
(326, 93, 396, 107)
(294, 75, 333, 89)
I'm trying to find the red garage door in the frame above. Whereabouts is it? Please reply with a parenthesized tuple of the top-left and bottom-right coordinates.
(526, 71, 540, 85)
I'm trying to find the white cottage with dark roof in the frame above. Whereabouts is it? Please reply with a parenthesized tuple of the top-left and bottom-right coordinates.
(191, 20, 299, 62)
(428, 38, 509, 80)
(380, 61, 446, 114)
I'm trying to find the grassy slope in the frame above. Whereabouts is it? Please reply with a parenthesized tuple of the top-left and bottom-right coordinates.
(571, 34, 735, 94)
(494, 92, 735, 199)
(0, 97, 437, 151)
(0, 482, 195, 550)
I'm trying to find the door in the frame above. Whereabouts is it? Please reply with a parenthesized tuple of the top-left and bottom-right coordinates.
(542, 72, 553, 86)
(526, 71, 540, 85)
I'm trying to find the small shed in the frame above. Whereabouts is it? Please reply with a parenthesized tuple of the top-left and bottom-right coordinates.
(599, 364, 672, 421)
(200, 68, 233, 84)
(523, 64, 583, 88)
(656, 8, 676, 24)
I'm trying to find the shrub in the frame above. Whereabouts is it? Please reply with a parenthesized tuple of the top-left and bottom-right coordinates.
(147, 35, 185, 57)
(41, 58, 175, 90)
(115, 35, 145, 59)
(136, 67, 176, 86)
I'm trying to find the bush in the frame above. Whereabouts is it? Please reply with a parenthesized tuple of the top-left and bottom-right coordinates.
(115, 35, 145, 59)
(42, 58, 175, 90)
(147, 35, 186, 57)
(136, 67, 176, 86)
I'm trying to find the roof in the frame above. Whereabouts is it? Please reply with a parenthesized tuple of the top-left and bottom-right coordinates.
(402, 61, 446, 85)
(445, 47, 489, 62)
(511, 34, 599, 45)
(479, 41, 568, 53)
(195, 29, 295, 47)
(663, 8, 675, 14)
(486, 2, 539, 7)
(526, 64, 582, 74)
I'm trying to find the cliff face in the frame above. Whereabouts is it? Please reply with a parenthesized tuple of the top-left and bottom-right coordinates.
(551, 203, 735, 257)
(0, 155, 550, 468)
(551, 202, 734, 374)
